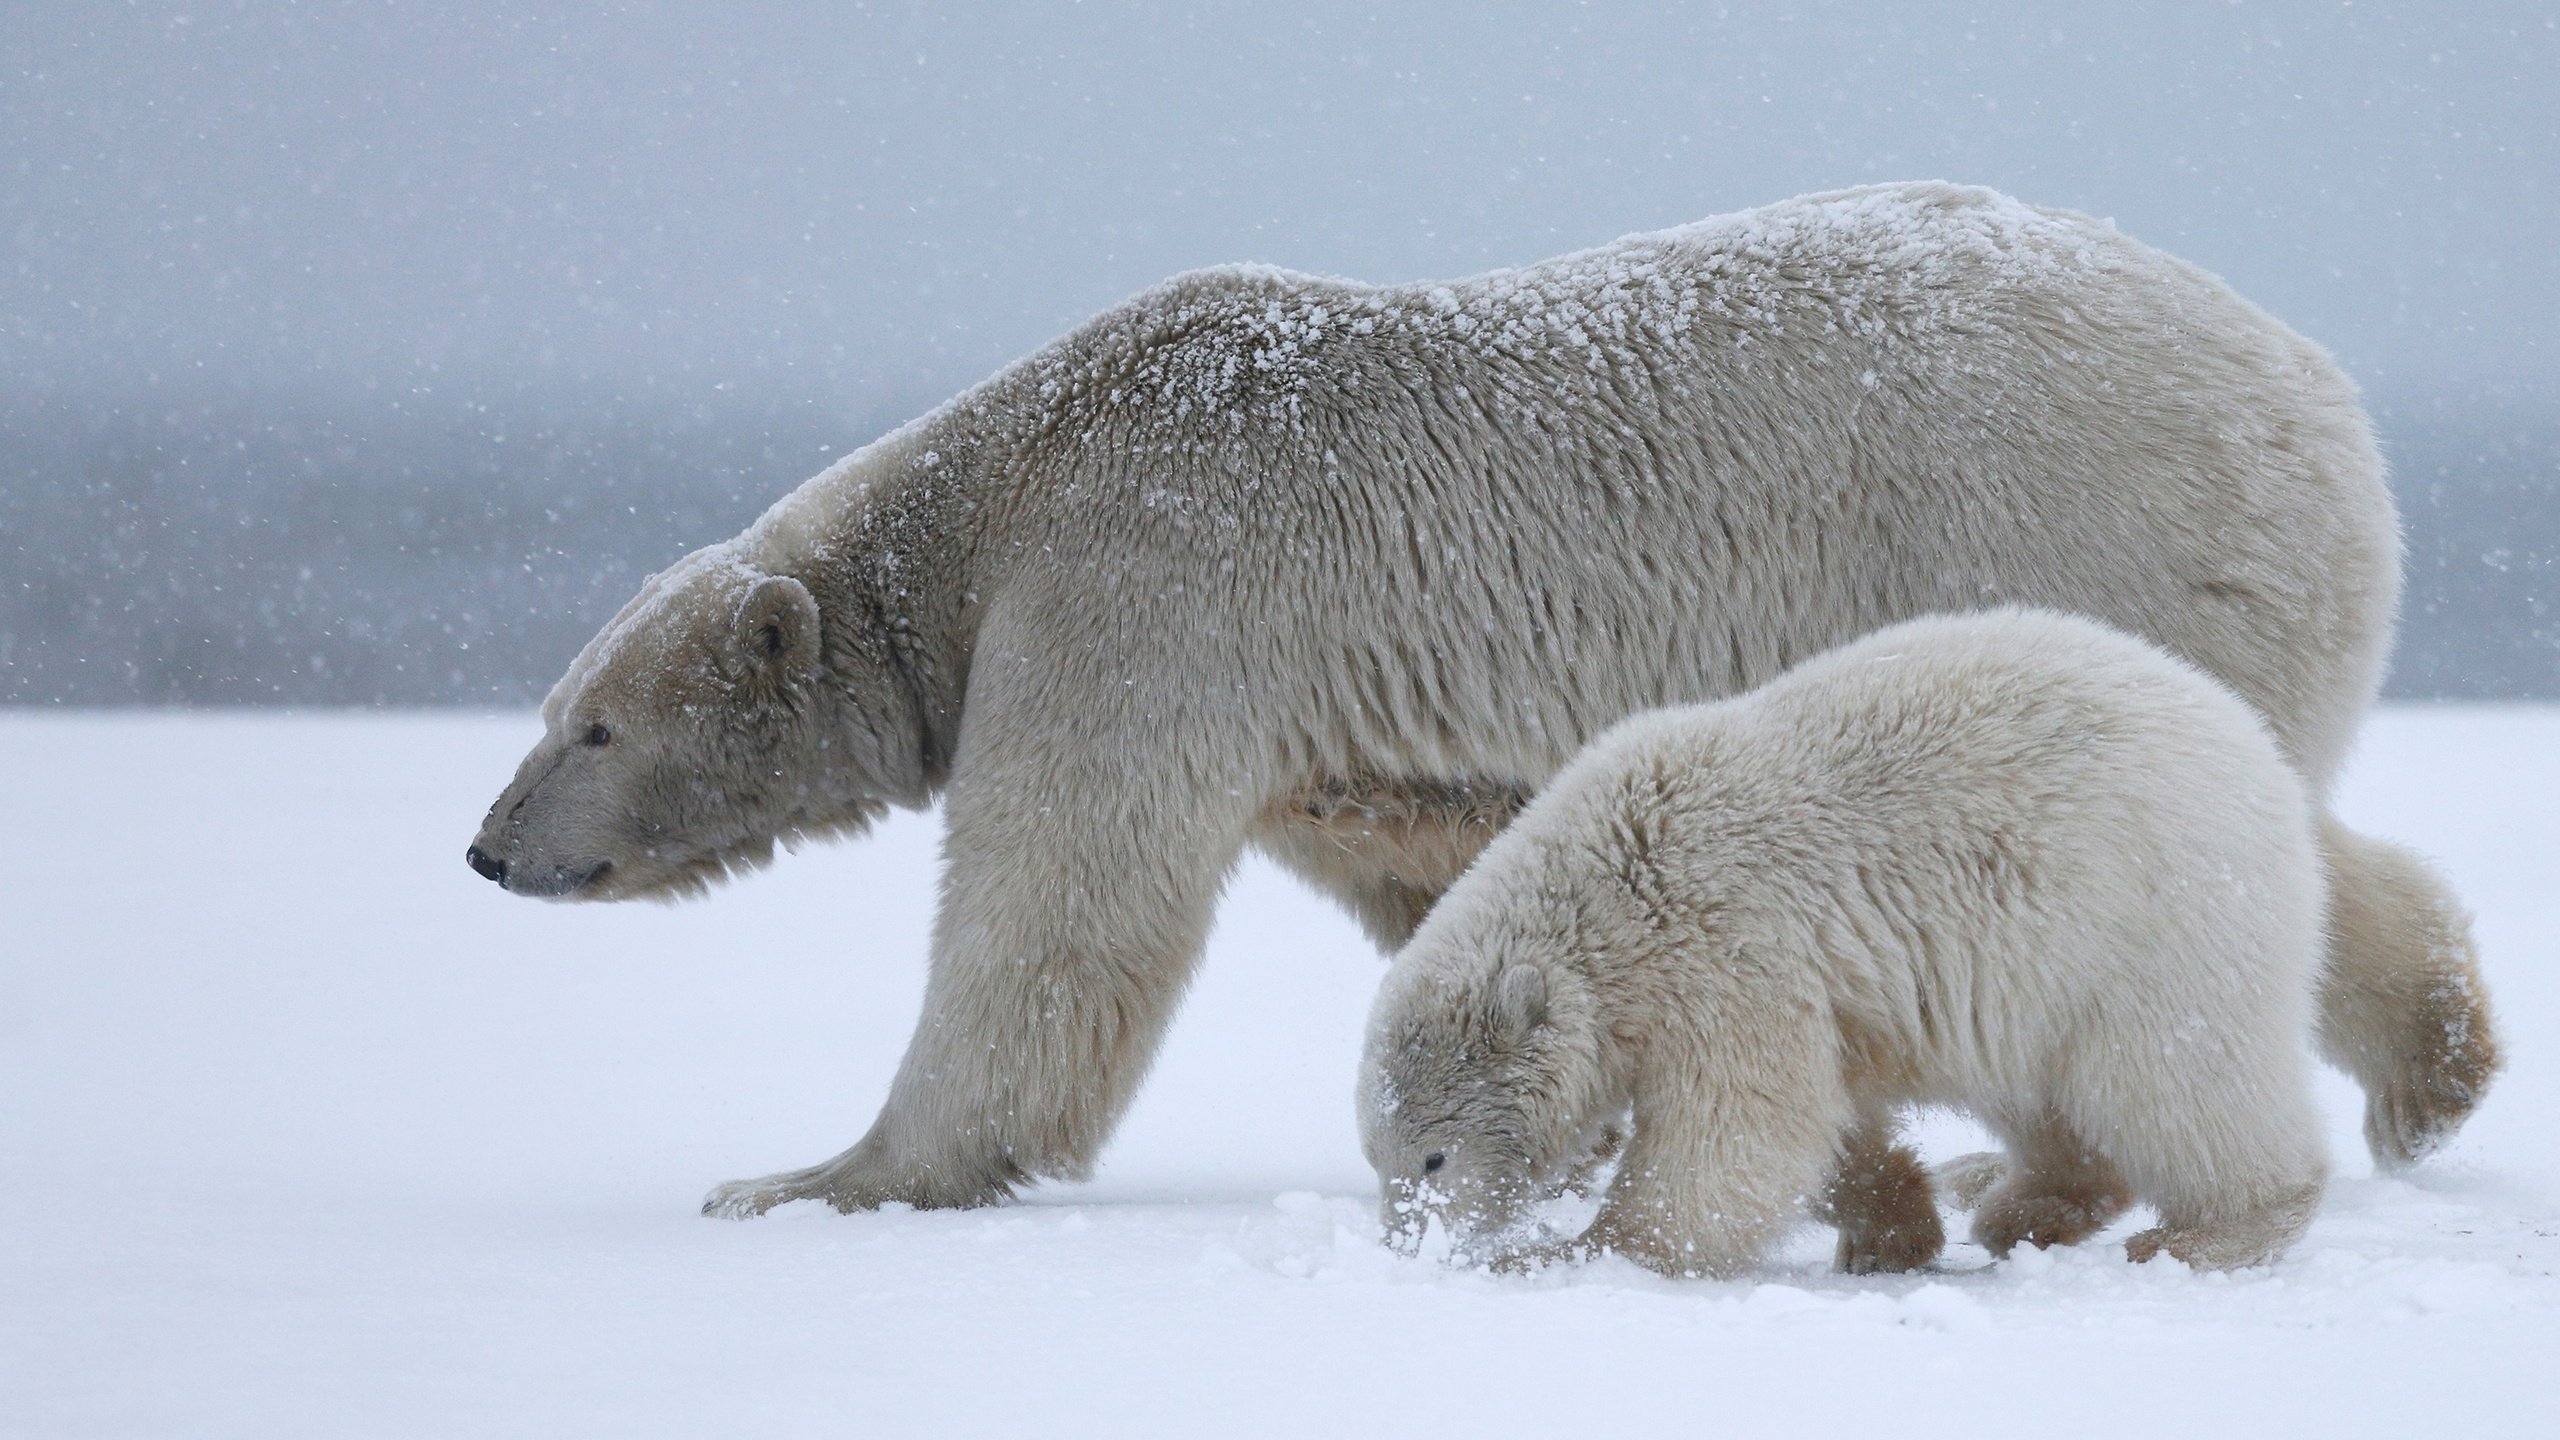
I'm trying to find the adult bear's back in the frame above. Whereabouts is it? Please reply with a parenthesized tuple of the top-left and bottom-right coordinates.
(954, 182, 2394, 792)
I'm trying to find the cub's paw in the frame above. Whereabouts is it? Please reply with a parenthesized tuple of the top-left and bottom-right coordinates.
(1971, 1179, 2133, 1258)
(1835, 1204, 1945, 1276)
(1486, 1239, 1593, 1275)
(2125, 1182, 2318, 1272)
(1830, 1144, 1945, 1275)
(1930, 1152, 2010, 1212)
(2125, 1224, 2281, 1272)
(2123, 1226, 2178, 1266)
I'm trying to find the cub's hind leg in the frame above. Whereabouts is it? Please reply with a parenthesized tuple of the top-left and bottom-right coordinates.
(2074, 1040, 2326, 1271)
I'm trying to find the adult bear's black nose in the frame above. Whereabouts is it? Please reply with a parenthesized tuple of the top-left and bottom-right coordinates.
(466, 845, 508, 886)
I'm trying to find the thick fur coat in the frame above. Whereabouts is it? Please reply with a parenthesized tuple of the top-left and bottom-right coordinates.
(1361, 609, 2331, 1277)
(466, 182, 2494, 1216)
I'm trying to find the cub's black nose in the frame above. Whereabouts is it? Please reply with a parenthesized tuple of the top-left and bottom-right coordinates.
(466, 845, 508, 886)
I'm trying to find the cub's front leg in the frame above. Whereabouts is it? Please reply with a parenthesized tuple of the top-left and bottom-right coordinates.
(1581, 1002, 1851, 1278)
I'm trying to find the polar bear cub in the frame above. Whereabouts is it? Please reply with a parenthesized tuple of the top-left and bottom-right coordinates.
(1359, 609, 2328, 1276)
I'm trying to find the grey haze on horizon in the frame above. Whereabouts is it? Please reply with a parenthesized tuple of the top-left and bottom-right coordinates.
(3, 1, 2554, 702)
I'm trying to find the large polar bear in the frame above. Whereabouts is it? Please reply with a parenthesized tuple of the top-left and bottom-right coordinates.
(466, 181, 2495, 1219)
(1359, 609, 2330, 1277)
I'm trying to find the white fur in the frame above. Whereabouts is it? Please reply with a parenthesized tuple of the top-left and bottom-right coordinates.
(1362, 610, 2330, 1276)
(467, 182, 2494, 1216)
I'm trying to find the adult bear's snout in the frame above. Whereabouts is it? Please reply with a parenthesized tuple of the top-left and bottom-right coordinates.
(466, 844, 508, 887)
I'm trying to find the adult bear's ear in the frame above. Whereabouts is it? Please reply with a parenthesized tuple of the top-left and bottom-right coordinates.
(1495, 964, 1549, 1041)
(735, 575, 821, 680)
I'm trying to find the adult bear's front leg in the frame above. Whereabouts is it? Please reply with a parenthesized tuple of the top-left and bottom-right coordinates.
(705, 689, 1253, 1217)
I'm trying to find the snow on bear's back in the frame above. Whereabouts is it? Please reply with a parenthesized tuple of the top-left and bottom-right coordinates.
(1403, 180, 2113, 359)
(979, 181, 2131, 451)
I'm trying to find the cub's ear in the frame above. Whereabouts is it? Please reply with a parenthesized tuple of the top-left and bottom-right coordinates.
(1495, 964, 1549, 1040)
(735, 575, 821, 679)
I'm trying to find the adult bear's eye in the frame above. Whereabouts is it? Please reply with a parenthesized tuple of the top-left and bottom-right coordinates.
(1423, 1152, 1446, 1174)
(584, 723, 612, 747)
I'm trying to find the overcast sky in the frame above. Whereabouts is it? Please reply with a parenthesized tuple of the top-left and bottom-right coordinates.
(5, 1, 2554, 421)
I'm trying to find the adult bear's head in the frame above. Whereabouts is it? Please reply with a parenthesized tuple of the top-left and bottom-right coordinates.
(466, 542, 933, 901)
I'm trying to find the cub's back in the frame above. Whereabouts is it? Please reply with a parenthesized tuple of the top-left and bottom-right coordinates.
(1555, 608, 2325, 1083)
(1554, 608, 2317, 968)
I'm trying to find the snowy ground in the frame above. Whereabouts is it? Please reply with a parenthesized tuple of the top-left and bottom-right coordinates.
(4, 709, 2555, 1438)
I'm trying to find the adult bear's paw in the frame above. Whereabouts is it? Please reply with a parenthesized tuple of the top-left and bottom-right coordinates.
(700, 1143, 1015, 1218)
(700, 1166, 829, 1219)
(2363, 973, 2501, 1171)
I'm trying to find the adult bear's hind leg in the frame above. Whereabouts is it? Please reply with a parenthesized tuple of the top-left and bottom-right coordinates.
(2315, 814, 2500, 1168)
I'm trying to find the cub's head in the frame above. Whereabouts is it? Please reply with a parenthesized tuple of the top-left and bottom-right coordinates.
(1359, 954, 1604, 1259)
(466, 543, 930, 901)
